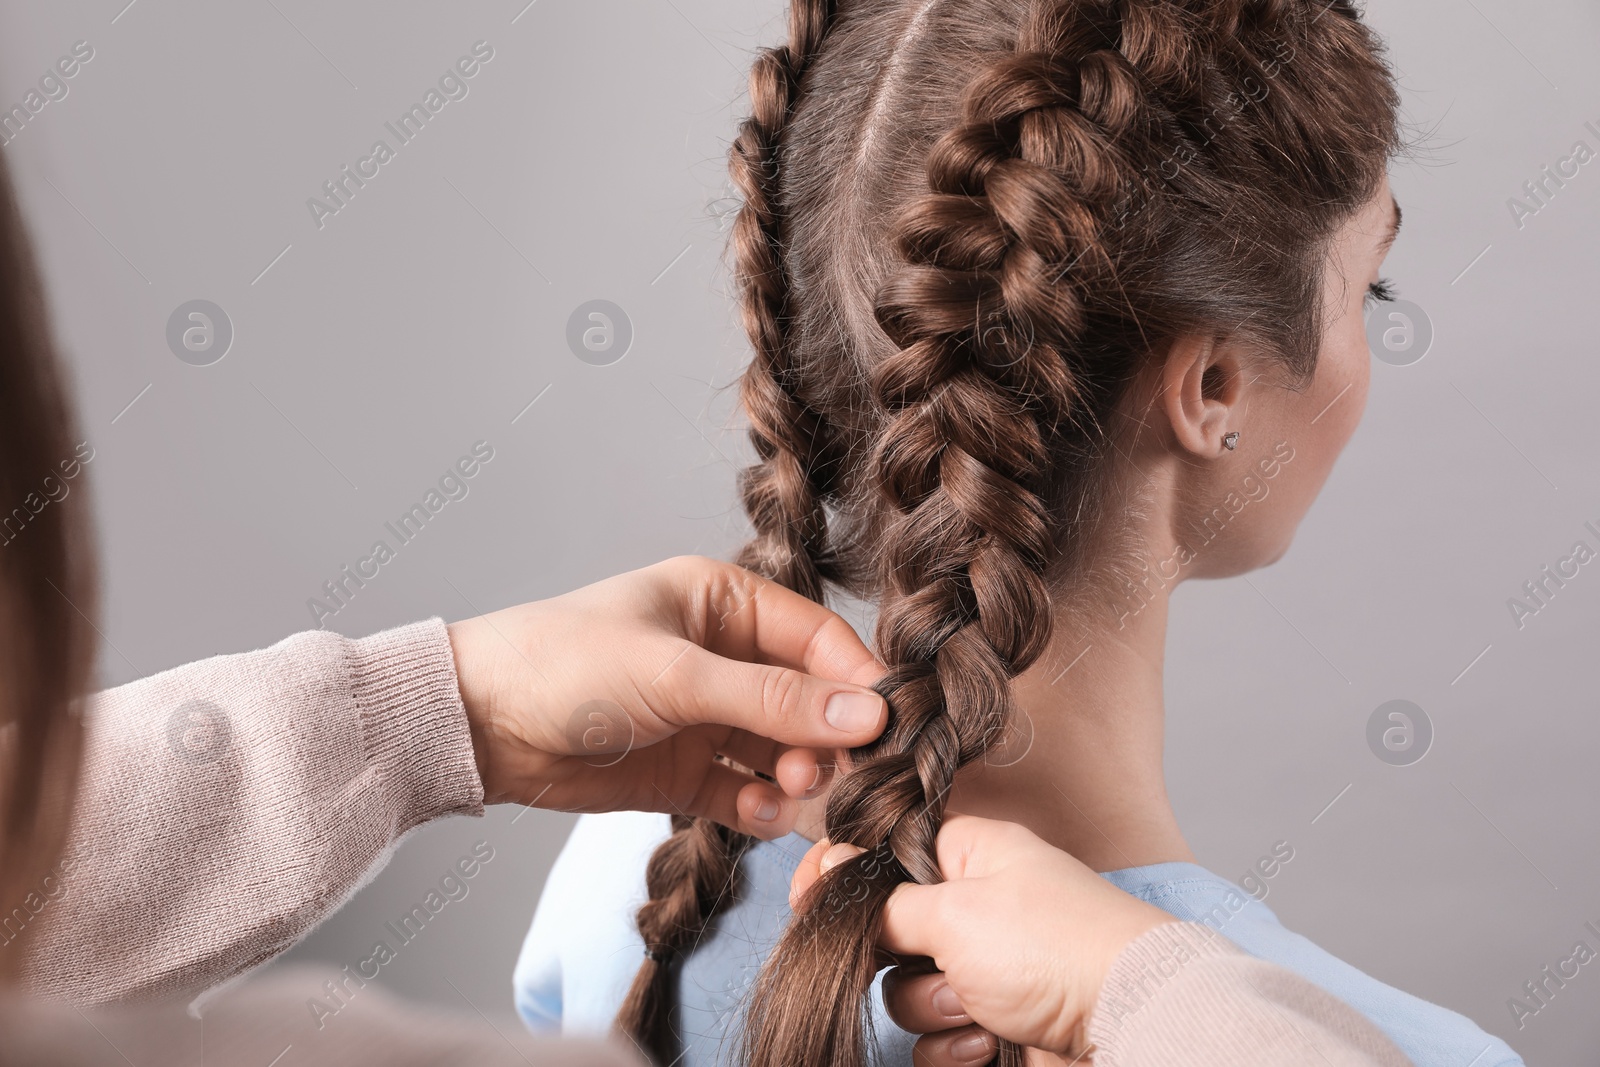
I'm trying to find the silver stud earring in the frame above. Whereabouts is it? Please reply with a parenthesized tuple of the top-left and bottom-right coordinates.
(1222, 431, 1239, 451)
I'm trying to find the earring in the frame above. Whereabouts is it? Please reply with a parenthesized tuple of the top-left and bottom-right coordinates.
(1222, 431, 1239, 451)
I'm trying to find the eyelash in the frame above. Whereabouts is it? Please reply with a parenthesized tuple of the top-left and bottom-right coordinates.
(1365, 277, 1397, 308)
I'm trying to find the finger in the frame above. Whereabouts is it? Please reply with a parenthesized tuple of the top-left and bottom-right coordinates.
(877, 879, 945, 959)
(931, 813, 1038, 881)
(910, 1026, 998, 1067)
(883, 968, 973, 1034)
(818, 841, 865, 872)
(790, 840, 868, 909)
(710, 732, 835, 799)
(713, 728, 785, 779)
(669, 760, 799, 840)
(733, 777, 799, 840)
(773, 746, 835, 799)
(657, 644, 888, 749)
(788, 837, 832, 908)
(689, 561, 886, 688)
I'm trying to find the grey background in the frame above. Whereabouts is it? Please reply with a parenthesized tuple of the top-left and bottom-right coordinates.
(0, 0, 1594, 1060)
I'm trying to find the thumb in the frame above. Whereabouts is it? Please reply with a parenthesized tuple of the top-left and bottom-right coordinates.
(930, 813, 1042, 881)
(877, 878, 946, 959)
(876, 818, 1030, 961)
(657, 645, 888, 749)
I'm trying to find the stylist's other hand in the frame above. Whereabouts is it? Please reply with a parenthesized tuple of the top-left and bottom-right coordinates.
(446, 555, 886, 838)
(789, 815, 1176, 1065)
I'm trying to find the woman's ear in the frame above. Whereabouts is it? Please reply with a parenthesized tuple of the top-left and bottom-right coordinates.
(1158, 334, 1247, 459)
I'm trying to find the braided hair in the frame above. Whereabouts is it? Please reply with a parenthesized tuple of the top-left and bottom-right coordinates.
(613, 3, 844, 1062)
(618, 1, 1400, 1064)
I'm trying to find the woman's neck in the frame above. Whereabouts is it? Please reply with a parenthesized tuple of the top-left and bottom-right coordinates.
(792, 566, 1193, 873)
(944, 584, 1193, 871)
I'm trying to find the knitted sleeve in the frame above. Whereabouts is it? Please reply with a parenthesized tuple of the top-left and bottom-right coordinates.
(1089, 921, 1416, 1066)
(14, 618, 483, 1006)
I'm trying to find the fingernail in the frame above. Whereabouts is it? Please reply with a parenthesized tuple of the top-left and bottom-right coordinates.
(754, 798, 779, 822)
(825, 690, 883, 733)
(804, 763, 825, 796)
(951, 1033, 991, 1063)
(932, 982, 964, 1018)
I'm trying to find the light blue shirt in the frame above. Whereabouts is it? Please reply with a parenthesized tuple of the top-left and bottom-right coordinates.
(515, 812, 1521, 1067)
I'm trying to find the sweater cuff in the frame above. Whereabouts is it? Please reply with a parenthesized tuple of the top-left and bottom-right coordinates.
(345, 617, 485, 831)
(1088, 920, 1244, 1058)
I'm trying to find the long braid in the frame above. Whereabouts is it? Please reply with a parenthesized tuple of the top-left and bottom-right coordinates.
(613, 3, 843, 1063)
(730, 0, 845, 602)
(615, 814, 748, 1065)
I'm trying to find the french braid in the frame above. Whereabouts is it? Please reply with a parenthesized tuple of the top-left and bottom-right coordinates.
(729, 0, 847, 603)
(744, 5, 1143, 1063)
(613, 3, 844, 1063)
(620, 1, 1400, 1065)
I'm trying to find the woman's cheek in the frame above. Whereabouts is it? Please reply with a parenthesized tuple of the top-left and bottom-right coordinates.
(1326, 321, 1372, 446)
(1304, 302, 1369, 443)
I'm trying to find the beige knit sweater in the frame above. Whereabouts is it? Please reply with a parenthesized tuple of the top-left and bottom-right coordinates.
(2, 618, 1411, 1066)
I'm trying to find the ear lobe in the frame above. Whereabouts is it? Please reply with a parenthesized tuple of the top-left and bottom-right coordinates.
(1159, 334, 1245, 458)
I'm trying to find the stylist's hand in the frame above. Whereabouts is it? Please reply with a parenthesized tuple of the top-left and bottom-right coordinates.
(790, 815, 1176, 1064)
(446, 555, 887, 838)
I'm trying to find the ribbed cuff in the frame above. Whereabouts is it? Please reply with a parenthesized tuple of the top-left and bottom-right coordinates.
(345, 617, 484, 831)
(1088, 921, 1244, 1062)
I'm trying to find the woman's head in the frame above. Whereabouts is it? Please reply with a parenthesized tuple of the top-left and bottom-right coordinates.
(1129, 173, 1400, 583)
(618, 1, 1401, 1062)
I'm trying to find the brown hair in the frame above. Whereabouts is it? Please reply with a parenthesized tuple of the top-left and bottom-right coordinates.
(0, 151, 97, 980)
(619, 0, 1400, 1063)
